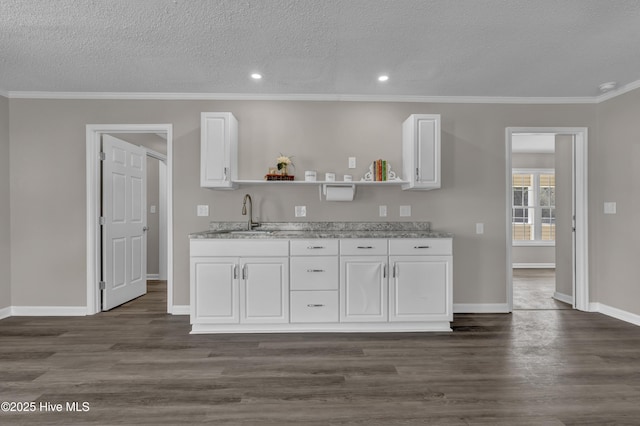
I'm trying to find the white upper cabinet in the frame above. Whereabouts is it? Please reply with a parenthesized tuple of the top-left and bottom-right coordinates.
(402, 114, 441, 190)
(201, 112, 238, 189)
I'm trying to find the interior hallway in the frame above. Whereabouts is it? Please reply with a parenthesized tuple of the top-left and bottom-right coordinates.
(513, 268, 571, 310)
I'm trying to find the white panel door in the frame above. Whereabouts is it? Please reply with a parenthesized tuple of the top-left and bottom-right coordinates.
(102, 135, 147, 310)
(389, 256, 450, 322)
(340, 256, 388, 322)
(240, 257, 289, 323)
(191, 258, 239, 324)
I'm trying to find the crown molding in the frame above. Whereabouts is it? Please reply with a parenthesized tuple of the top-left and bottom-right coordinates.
(595, 79, 640, 103)
(6, 81, 640, 104)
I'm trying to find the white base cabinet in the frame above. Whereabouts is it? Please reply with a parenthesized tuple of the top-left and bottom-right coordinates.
(190, 237, 452, 333)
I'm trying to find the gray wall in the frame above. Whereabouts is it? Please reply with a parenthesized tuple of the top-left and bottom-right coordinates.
(595, 89, 640, 315)
(0, 95, 10, 310)
(511, 152, 556, 266)
(8, 98, 598, 309)
(147, 157, 160, 276)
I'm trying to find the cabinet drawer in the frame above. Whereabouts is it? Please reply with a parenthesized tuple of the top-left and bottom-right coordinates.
(290, 239, 339, 256)
(290, 291, 339, 323)
(190, 239, 289, 257)
(389, 238, 452, 256)
(290, 257, 338, 290)
(340, 239, 388, 256)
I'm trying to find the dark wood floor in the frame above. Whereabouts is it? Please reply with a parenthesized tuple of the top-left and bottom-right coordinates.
(513, 268, 571, 310)
(2, 281, 640, 425)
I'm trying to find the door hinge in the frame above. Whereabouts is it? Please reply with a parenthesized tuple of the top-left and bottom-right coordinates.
(99, 152, 106, 161)
(99, 216, 105, 226)
(99, 281, 106, 290)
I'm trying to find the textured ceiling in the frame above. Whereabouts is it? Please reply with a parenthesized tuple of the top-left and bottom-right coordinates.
(1, 0, 640, 99)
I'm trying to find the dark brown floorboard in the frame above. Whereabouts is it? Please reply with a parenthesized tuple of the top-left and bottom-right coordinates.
(513, 268, 571, 310)
(1, 281, 640, 425)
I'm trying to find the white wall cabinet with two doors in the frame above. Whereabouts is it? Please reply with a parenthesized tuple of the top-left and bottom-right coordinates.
(190, 237, 452, 333)
(200, 112, 441, 191)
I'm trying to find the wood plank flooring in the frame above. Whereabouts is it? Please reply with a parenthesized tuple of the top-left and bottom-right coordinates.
(1, 281, 640, 425)
(513, 268, 571, 310)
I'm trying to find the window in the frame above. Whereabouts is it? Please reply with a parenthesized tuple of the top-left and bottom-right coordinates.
(512, 169, 555, 245)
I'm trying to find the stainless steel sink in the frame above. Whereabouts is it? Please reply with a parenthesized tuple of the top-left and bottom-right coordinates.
(228, 230, 274, 235)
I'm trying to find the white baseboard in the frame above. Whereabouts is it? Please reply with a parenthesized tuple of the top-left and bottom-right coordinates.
(11, 306, 88, 316)
(0, 306, 11, 320)
(453, 303, 510, 313)
(147, 274, 160, 280)
(592, 302, 640, 326)
(553, 292, 574, 305)
(512, 263, 555, 269)
(170, 305, 190, 315)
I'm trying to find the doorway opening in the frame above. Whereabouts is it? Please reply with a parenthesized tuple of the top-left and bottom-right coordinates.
(505, 128, 589, 312)
(86, 124, 173, 315)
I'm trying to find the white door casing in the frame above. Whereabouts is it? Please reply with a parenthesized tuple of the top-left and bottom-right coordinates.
(101, 135, 147, 310)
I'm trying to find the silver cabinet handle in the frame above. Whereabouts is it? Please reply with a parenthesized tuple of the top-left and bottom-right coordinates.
(414, 246, 430, 249)
(223, 167, 228, 181)
(242, 265, 248, 280)
(393, 263, 398, 278)
(307, 304, 325, 308)
(233, 264, 238, 279)
(383, 264, 387, 278)
(307, 246, 325, 249)
(357, 246, 373, 249)
(307, 269, 325, 273)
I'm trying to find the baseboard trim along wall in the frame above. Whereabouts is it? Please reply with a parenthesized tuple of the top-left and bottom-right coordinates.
(10, 306, 88, 316)
(453, 303, 511, 313)
(553, 292, 574, 305)
(0, 306, 11, 320)
(512, 263, 556, 269)
(147, 274, 160, 280)
(171, 305, 190, 315)
(591, 303, 640, 327)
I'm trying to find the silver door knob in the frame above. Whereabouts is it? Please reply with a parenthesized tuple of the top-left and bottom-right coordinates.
(143, 226, 149, 232)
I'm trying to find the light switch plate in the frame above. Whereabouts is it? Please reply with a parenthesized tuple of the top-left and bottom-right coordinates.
(399, 205, 411, 217)
(476, 223, 484, 234)
(150, 205, 157, 214)
(348, 157, 356, 169)
(295, 205, 307, 217)
(604, 202, 617, 214)
(196, 205, 209, 217)
(379, 205, 387, 217)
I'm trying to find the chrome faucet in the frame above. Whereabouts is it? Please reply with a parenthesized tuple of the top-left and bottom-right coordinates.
(241, 194, 261, 230)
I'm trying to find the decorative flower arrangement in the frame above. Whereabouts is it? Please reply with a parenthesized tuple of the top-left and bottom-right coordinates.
(276, 154, 294, 175)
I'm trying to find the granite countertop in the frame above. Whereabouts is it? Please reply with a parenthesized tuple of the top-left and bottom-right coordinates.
(189, 222, 453, 239)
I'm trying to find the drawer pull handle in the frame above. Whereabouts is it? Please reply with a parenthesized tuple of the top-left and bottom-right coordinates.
(307, 304, 325, 308)
(307, 269, 325, 273)
(307, 246, 325, 249)
(357, 246, 374, 249)
(414, 246, 431, 249)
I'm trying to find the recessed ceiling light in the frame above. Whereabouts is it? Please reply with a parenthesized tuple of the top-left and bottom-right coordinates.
(378, 75, 389, 82)
(251, 73, 262, 80)
(599, 81, 617, 92)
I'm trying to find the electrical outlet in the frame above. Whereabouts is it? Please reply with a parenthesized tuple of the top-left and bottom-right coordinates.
(196, 205, 209, 217)
(348, 157, 357, 169)
(379, 205, 387, 217)
(476, 223, 484, 234)
(295, 205, 307, 217)
(399, 205, 411, 217)
(604, 202, 616, 214)
(150, 205, 156, 214)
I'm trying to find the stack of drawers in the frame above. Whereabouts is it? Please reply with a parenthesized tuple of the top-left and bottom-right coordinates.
(289, 240, 339, 323)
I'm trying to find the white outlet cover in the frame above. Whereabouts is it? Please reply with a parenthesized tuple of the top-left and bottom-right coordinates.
(196, 205, 209, 217)
(604, 202, 617, 214)
(399, 205, 411, 217)
(348, 157, 357, 169)
(150, 205, 157, 214)
(295, 205, 307, 217)
(379, 205, 387, 217)
(476, 223, 484, 234)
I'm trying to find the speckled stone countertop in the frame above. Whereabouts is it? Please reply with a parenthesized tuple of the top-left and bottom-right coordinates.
(189, 222, 453, 239)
